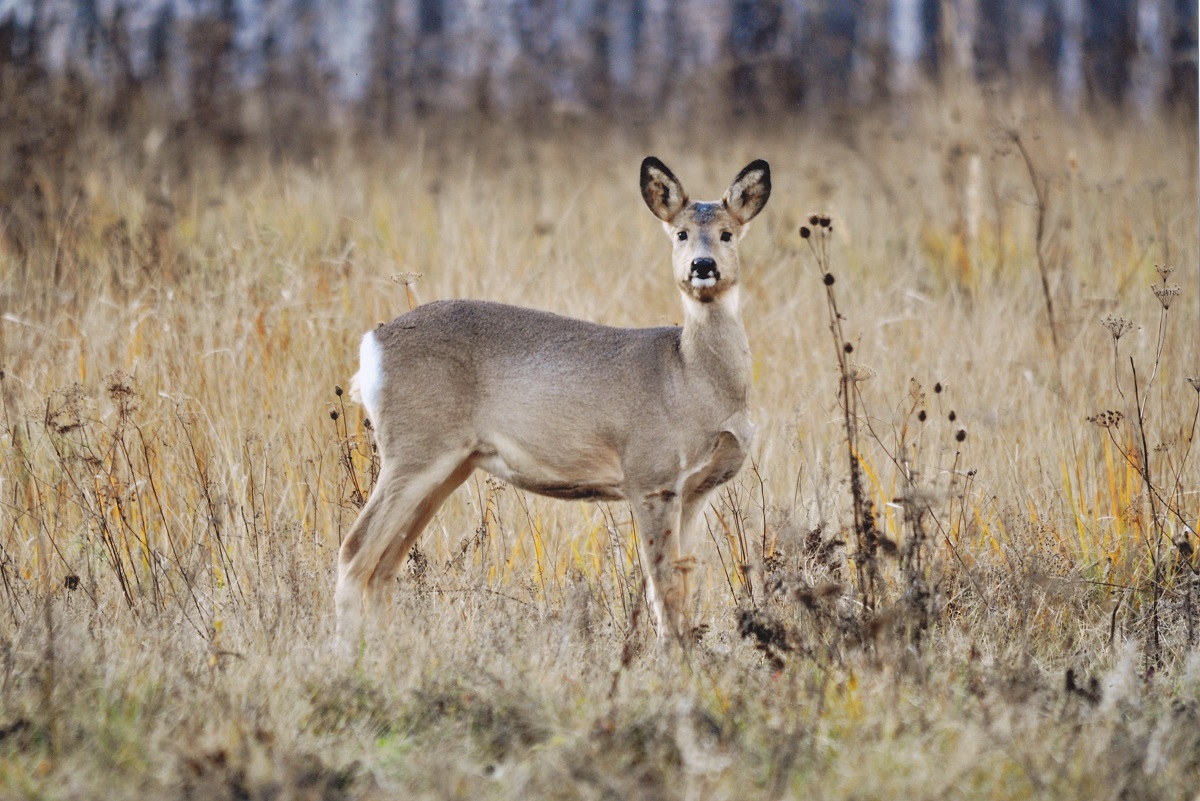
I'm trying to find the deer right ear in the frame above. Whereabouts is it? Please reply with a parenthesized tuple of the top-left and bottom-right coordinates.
(640, 157, 687, 222)
(723, 159, 771, 224)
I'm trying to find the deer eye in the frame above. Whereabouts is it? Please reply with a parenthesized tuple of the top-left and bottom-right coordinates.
(720, 231, 733, 242)
(677, 230, 688, 241)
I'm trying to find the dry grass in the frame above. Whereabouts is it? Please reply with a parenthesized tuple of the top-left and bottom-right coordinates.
(1, 91, 1199, 799)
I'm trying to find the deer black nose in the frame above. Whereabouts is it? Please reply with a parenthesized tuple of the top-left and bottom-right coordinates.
(690, 257, 717, 280)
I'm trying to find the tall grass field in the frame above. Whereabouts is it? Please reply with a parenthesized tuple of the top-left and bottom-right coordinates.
(1, 94, 1199, 799)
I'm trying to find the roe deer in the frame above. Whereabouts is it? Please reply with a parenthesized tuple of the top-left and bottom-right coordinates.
(336, 157, 771, 645)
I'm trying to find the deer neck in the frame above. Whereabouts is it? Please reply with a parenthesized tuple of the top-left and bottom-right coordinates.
(679, 286, 751, 404)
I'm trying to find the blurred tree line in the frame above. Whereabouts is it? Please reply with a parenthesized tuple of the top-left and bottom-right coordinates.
(1, 0, 1195, 133)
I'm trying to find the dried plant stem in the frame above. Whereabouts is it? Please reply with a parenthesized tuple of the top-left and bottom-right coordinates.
(1130, 361, 1163, 669)
(1140, 305, 1170, 421)
(1010, 130, 1062, 387)
(803, 220, 878, 614)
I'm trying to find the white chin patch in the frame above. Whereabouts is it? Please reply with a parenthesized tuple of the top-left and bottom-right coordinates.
(690, 276, 717, 288)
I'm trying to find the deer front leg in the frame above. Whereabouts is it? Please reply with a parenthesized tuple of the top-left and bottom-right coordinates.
(673, 489, 714, 632)
(633, 489, 685, 640)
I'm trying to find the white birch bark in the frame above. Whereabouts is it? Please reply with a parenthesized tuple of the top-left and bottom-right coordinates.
(1058, 0, 1084, 113)
(319, 0, 374, 101)
(890, 0, 923, 95)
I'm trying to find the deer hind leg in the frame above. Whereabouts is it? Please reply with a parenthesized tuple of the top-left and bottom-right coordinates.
(364, 458, 474, 609)
(335, 449, 473, 647)
(632, 489, 685, 640)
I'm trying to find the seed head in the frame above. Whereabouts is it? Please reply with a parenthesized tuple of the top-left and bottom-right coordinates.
(843, 342, 854, 353)
(800, 226, 811, 239)
(918, 410, 927, 422)
(330, 409, 339, 421)
(955, 429, 967, 442)
(819, 215, 832, 228)
(934, 382, 943, 394)
(1156, 264, 1175, 282)
(1151, 284, 1180, 310)
(846, 363, 877, 382)
(948, 410, 956, 422)
(1087, 410, 1124, 428)
(391, 271, 424, 286)
(1101, 315, 1134, 341)
(1187, 376, 1200, 393)
(335, 385, 344, 396)
(808, 214, 820, 226)
(823, 273, 834, 286)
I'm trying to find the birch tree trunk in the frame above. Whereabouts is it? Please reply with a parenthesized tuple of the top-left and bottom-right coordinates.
(1058, 0, 1084, 114)
(1131, 0, 1167, 119)
(890, 0, 924, 96)
(949, 0, 979, 83)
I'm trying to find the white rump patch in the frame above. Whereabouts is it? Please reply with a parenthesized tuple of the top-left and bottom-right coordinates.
(350, 331, 384, 422)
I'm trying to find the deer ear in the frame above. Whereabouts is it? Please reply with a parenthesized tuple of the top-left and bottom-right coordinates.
(723, 159, 771, 224)
(640, 157, 687, 222)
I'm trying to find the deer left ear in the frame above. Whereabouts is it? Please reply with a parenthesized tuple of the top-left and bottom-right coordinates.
(723, 160, 771, 224)
(641, 157, 688, 222)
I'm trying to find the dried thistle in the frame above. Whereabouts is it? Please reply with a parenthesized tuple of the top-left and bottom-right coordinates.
(1151, 283, 1179, 310)
(1087, 410, 1124, 428)
(1155, 264, 1175, 282)
(1101, 315, 1134, 341)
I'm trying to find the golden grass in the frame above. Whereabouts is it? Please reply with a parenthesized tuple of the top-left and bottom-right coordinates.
(1, 91, 1198, 799)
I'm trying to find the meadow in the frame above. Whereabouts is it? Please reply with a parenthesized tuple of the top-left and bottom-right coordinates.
(1, 90, 1199, 799)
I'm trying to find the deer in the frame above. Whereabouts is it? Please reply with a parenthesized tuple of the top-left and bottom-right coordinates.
(336, 157, 771, 647)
